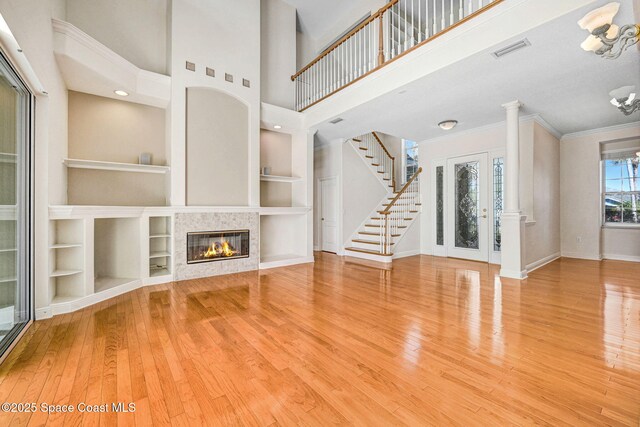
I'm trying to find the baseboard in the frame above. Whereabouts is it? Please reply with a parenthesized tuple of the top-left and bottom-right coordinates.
(393, 249, 420, 259)
(313, 245, 320, 251)
(526, 252, 560, 273)
(602, 253, 640, 263)
(35, 307, 53, 320)
(499, 268, 528, 280)
(560, 252, 603, 261)
(259, 256, 315, 270)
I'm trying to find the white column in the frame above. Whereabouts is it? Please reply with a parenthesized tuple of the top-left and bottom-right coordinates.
(500, 100, 527, 280)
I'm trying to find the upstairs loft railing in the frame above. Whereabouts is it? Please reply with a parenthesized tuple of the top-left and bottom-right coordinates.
(379, 167, 422, 255)
(291, 0, 503, 111)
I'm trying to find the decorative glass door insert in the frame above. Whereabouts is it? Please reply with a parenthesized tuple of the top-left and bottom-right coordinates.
(447, 153, 489, 262)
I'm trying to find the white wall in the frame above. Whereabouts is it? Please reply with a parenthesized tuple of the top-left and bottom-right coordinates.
(341, 141, 387, 244)
(65, 0, 167, 74)
(169, 0, 261, 207)
(560, 123, 640, 261)
(525, 122, 560, 267)
(0, 0, 69, 310)
(261, 0, 296, 109)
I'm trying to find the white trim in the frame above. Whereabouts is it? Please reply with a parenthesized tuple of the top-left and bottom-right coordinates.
(560, 252, 603, 261)
(343, 249, 392, 263)
(529, 114, 562, 140)
(393, 249, 420, 259)
(561, 121, 640, 141)
(526, 252, 560, 273)
(602, 254, 640, 263)
(499, 269, 528, 280)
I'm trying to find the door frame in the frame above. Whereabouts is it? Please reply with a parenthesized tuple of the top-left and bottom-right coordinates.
(318, 176, 340, 254)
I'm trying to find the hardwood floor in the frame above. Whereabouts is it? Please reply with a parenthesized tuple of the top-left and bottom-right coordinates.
(1, 253, 639, 426)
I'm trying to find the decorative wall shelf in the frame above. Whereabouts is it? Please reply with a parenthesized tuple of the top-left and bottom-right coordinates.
(0, 248, 16, 253)
(0, 153, 17, 164)
(52, 19, 171, 108)
(49, 243, 83, 249)
(50, 269, 83, 278)
(149, 251, 171, 259)
(260, 174, 302, 183)
(63, 158, 170, 174)
(0, 277, 16, 284)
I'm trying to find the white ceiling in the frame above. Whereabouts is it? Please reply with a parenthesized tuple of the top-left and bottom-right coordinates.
(281, 0, 365, 40)
(312, 0, 640, 143)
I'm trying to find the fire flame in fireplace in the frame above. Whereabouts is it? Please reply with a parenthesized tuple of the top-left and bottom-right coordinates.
(201, 239, 238, 258)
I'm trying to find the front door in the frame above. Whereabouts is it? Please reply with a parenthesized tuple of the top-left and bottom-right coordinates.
(320, 177, 339, 253)
(446, 153, 489, 262)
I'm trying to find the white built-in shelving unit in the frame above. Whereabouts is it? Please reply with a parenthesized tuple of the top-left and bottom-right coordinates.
(93, 218, 140, 293)
(149, 216, 172, 278)
(49, 219, 85, 304)
(63, 158, 170, 174)
(258, 104, 314, 269)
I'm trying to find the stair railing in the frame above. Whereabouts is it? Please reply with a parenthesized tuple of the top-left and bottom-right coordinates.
(292, 0, 503, 111)
(379, 167, 422, 255)
(356, 132, 396, 191)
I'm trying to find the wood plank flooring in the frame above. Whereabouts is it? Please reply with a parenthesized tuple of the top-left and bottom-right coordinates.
(0, 253, 639, 426)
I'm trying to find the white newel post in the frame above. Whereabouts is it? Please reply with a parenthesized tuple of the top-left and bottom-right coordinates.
(500, 100, 527, 280)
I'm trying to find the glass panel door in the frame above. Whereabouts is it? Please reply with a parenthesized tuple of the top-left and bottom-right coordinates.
(447, 153, 489, 262)
(0, 50, 33, 360)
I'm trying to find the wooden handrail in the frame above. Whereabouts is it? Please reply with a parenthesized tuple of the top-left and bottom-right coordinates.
(371, 131, 395, 191)
(382, 167, 422, 215)
(371, 132, 394, 161)
(291, 0, 400, 81)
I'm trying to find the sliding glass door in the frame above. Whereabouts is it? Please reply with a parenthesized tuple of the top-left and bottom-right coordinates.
(0, 50, 33, 360)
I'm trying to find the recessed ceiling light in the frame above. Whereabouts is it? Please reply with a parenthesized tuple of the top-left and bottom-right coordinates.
(273, 125, 282, 129)
(114, 90, 129, 97)
(438, 120, 458, 131)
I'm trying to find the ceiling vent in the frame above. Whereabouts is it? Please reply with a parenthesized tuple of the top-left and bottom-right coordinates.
(492, 39, 531, 59)
(329, 117, 344, 124)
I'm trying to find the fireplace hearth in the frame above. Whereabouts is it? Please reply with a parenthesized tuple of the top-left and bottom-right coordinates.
(187, 230, 249, 264)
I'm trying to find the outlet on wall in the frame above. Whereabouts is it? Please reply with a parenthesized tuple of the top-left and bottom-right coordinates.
(576, 236, 582, 243)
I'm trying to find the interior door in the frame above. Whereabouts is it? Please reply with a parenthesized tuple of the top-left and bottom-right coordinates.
(320, 177, 338, 253)
(446, 153, 489, 262)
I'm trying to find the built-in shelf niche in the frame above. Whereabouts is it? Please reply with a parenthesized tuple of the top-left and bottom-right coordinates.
(94, 218, 140, 293)
(149, 216, 172, 277)
(67, 91, 169, 207)
(49, 219, 84, 303)
(260, 129, 295, 207)
(260, 214, 307, 266)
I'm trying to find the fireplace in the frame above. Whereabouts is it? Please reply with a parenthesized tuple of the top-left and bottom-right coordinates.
(187, 230, 249, 264)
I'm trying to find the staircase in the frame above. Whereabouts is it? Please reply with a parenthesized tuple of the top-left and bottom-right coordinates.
(344, 132, 422, 263)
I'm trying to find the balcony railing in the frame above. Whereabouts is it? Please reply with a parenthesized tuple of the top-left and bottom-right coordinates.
(291, 0, 503, 111)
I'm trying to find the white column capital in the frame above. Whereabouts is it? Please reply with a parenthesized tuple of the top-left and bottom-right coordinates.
(502, 100, 522, 110)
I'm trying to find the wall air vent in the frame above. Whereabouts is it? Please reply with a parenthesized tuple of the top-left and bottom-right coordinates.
(491, 39, 531, 59)
(329, 117, 344, 124)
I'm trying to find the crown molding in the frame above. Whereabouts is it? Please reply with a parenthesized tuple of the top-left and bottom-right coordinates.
(560, 121, 640, 141)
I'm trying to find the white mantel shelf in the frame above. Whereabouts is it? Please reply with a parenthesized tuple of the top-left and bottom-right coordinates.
(49, 205, 264, 219)
(259, 207, 311, 216)
(63, 158, 170, 174)
(260, 174, 302, 183)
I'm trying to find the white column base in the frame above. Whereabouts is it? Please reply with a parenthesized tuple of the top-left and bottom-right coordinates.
(500, 211, 527, 280)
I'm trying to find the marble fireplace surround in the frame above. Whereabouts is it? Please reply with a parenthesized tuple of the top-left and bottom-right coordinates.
(174, 212, 259, 281)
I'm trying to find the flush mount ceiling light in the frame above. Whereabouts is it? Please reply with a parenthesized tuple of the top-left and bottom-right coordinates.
(609, 85, 640, 115)
(438, 120, 458, 131)
(273, 125, 282, 129)
(578, 2, 639, 59)
(114, 90, 129, 97)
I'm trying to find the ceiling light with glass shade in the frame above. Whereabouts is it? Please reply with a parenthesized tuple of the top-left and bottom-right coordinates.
(438, 120, 458, 131)
(577, 2, 639, 59)
(609, 85, 640, 116)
